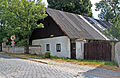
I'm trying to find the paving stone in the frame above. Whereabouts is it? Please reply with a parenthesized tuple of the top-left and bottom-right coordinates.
(0, 54, 120, 78)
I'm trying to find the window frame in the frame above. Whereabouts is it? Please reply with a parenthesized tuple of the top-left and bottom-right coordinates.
(46, 44, 50, 51)
(56, 44, 61, 52)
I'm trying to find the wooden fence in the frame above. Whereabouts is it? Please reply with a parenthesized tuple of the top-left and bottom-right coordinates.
(84, 41, 112, 61)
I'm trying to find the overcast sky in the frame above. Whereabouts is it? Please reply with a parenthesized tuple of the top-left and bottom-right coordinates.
(90, 0, 101, 19)
(42, 0, 101, 19)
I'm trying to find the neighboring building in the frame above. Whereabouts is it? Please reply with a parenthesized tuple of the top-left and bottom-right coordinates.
(30, 8, 115, 61)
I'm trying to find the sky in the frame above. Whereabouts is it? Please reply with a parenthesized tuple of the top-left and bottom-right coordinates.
(42, 0, 101, 19)
(90, 0, 101, 19)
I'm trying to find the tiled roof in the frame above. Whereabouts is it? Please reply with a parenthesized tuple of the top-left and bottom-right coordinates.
(46, 8, 112, 40)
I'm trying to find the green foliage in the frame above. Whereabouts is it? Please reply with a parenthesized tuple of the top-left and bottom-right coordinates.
(0, 0, 47, 46)
(45, 51, 50, 58)
(16, 39, 27, 47)
(108, 14, 120, 40)
(95, 0, 120, 21)
(2, 37, 8, 43)
(96, 0, 120, 40)
(47, 0, 93, 17)
(104, 61, 118, 66)
(0, 24, 7, 43)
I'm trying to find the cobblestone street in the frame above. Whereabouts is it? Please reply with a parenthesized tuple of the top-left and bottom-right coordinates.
(0, 54, 120, 78)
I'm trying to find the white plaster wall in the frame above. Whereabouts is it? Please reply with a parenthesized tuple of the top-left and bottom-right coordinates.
(115, 42, 120, 67)
(10, 47, 25, 54)
(2, 46, 25, 54)
(76, 40, 85, 59)
(29, 46, 42, 55)
(32, 36, 71, 58)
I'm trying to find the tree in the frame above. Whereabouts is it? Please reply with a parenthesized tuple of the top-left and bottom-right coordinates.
(47, 0, 93, 17)
(108, 14, 120, 40)
(0, 0, 47, 52)
(0, 26, 8, 44)
(95, 0, 120, 21)
(95, 0, 120, 40)
(0, 25, 4, 44)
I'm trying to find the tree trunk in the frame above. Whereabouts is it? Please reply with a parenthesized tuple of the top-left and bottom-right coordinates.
(25, 37, 29, 54)
(25, 45, 29, 54)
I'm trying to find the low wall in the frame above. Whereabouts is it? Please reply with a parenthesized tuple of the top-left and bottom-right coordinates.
(2, 46, 8, 53)
(2, 43, 42, 54)
(115, 42, 120, 67)
(2, 46, 25, 54)
(29, 45, 42, 55)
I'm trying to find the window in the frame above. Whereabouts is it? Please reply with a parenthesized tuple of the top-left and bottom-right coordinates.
(46, 44, 50, 51)
(56, 44, 61, 52)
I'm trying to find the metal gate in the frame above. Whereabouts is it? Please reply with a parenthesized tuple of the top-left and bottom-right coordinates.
(84, 42, 112, 61)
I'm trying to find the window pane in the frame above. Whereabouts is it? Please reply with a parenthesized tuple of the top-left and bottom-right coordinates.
(46, 44, 50, 51)
(56, 44, 61, 52)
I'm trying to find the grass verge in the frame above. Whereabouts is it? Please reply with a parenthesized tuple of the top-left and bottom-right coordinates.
(5, 53, 117, 66)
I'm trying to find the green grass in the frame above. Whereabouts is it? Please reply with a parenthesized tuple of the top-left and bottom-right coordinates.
(22, 53, 45, 59)
(50, 56, 117, 66)
(6, 53, 118, 66)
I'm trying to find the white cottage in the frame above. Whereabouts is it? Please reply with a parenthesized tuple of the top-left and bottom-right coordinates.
(30, 8, 114, 60)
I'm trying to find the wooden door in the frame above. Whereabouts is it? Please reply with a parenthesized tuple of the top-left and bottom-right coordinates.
(71, 43, 76, 59)
(84, 41, 111, 61)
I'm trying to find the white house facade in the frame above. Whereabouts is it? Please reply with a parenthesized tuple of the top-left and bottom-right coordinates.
(30, 8, 114, 60)
(32, 36, 71, 58)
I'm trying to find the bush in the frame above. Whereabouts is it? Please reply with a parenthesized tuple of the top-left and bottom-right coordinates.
(45, 51, 50, 58)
